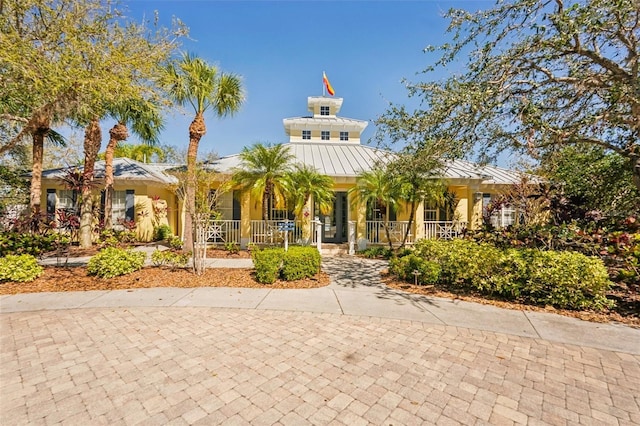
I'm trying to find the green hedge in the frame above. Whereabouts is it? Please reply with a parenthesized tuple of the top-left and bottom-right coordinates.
(151, 249, 189, 269)
(389, 254, 440, 285)
(407, 239, 613, 311)
(252, 248, 285, 284)
(252, 246, 322, 284)
(0, 254, 44, 282)
(281, 246, 322, 281)
(87, 247, 146, 279)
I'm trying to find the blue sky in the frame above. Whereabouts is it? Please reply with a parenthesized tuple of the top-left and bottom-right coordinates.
(114, 0, 494, 159)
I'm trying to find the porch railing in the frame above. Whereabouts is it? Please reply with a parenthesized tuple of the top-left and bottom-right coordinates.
(250, 220, 315, 245)
(423, 221, 467, 240)
(199, 220, 241, 245)
(365, 221, 413, 245)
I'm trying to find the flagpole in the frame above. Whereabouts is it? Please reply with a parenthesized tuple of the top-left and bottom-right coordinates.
(322, 71, 325, 96)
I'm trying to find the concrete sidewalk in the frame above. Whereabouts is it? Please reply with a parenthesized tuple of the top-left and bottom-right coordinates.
(3, 256, 639, 354)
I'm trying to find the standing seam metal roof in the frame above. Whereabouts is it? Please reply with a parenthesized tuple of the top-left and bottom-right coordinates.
(207, 142, 537, 185)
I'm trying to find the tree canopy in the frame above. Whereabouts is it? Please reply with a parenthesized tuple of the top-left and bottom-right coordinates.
(377, 0, 640, 190)
(0, 0, 185, 153)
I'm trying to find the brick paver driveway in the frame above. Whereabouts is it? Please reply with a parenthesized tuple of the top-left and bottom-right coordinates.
(2, 305, 639, 425)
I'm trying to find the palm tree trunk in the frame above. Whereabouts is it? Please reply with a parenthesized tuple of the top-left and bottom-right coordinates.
(263, 183, 271, 221)
(79, 118, 102, 248)
(28, 109, 52, 216)
(183, 112, 206, 254)
(104, 122, 128, 230)
(30, 132, 45, 215)
(400, 200, 416, 250)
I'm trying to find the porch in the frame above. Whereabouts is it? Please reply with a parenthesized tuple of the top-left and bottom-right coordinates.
(196, 219, 467, 249)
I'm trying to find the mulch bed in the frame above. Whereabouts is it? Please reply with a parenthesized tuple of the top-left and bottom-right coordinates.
(0, 266, 330, 295)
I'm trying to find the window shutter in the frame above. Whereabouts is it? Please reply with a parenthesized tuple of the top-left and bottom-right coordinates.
(232, 191, 241, 221)
(46, 189, 56, 216)
(125, 190, 135, 221)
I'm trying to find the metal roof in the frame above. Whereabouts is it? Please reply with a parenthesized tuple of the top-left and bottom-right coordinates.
(41, 158, 179, 185)
(444, 159, 542, 185)
(209, 142, 538, 185)
(208, 142, 393, 177)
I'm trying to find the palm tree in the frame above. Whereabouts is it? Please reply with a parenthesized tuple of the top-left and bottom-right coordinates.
(349, 166, 404, 250)
(232, 143, 294, 221)
(4, 103, 67, 216)
(104, 100, 163, 229)
(165, 53, 244, 252)
(390, 154, 445, 248)
(78, 116, 102, 248)
(284, 164, 334, 219)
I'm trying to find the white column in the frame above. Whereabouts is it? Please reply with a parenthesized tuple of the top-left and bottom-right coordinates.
(348, 220, 356, 255)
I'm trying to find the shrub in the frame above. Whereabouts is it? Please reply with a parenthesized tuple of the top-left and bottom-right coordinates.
(0, 232, 58, 257)
(414, 239, 503, 288)
(224, 241, 240, 254)
(0, 254, 44, 282)
(167, 235, 183, 250)
(412, 238, 614, 311)
(150, 249, 190, 269)
(389, 253, 440, 285)
(521, 250, 613, 310)
(358, 246, 393, 259)
(87, 247, 146, 279)
(153, 224, 173, 242)
(281, 246, 321, 281)
(252, 248, 285, 284)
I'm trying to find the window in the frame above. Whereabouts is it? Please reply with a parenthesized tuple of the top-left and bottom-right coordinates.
(483, 193, 516, 228)
(339, 131, 349, 141)
(213, 191, 240, 221)
(112, 190, 127, 225)
(320, 106, 330, 116)
(302, 130, 311, 140)
(423, 204, 438, 221)
(366, 200, 396, 221)
(268, 193, 292, 220)
(321, 131, 330, 141)
(57, 190, 77, 212)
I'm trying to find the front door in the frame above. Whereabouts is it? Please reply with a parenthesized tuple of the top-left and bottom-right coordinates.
(318, 192, 348, 243)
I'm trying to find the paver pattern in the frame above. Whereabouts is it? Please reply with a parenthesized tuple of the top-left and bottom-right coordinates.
(2, 307, 639, 425)
(1, 255, 639, 425)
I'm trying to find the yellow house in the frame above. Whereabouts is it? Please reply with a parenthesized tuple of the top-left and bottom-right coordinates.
(205, 96, 530, 251)
(39, 95, 530, 251)
(40, 158, 181, 241)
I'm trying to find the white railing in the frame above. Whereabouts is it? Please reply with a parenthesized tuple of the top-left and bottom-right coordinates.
(200, 220, 241, 244)
(365, 221, 413, 245)
(423, 221, 467, 240)
(250, 220, 309, 245)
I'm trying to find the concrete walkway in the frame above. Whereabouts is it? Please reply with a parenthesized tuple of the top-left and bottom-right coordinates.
(1, 256, 639, 424)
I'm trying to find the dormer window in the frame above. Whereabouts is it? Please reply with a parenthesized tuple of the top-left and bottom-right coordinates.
(320, 106, 330, 116)
(321, 131, 330, 140)
(340, 131, 349, 141)
(302, 130, 311, 140)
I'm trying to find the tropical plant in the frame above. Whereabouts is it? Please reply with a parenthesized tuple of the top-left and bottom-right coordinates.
(164, 52, 244, 253)
(284, 164, 334, 219)
(0, 254, 44, 283)
(232, 143, 294, 221)
(1, 0, 183, 245)
(99, 143, 169, 163)
(387, 152, 445, 248)
(87, 247, 146, 279)
(350, 166, 404, 249)
(104, 99, 163, 229)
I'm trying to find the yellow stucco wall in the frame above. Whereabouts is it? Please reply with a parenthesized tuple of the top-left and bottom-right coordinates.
(41, 181, 180, 237)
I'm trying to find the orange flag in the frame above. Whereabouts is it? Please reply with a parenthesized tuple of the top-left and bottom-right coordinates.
(323, 72, 335, 96)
